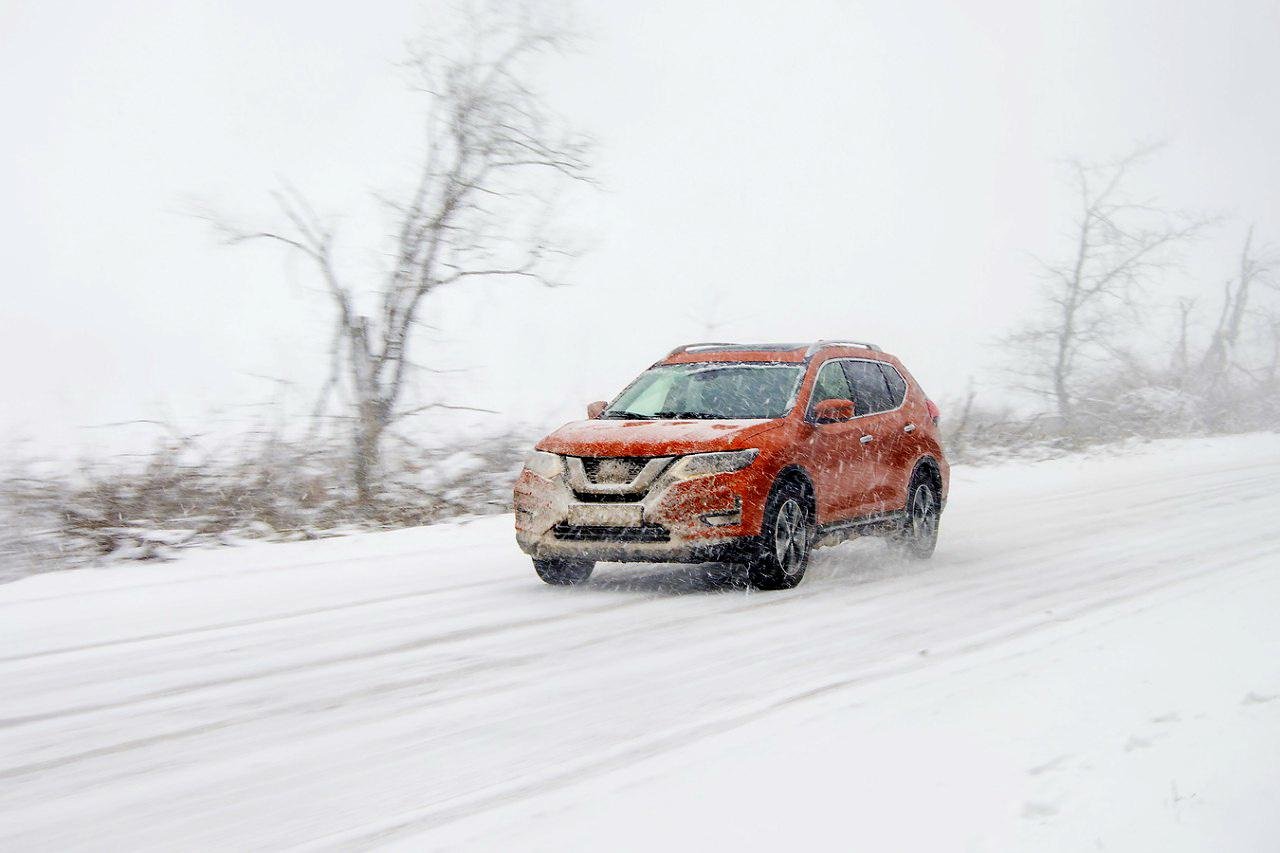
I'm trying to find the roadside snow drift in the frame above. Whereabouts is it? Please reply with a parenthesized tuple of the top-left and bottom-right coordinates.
(2, 434, 1279, 851)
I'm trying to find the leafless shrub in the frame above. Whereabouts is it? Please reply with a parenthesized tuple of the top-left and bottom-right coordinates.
(939, 394, 1075, 465)
(0, 426, 535, 580)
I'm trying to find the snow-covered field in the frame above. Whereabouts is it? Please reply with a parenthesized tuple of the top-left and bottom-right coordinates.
(2, 434, 1278, 851)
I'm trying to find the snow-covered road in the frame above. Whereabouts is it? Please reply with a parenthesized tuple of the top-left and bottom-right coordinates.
(3, 435, 1279, 851)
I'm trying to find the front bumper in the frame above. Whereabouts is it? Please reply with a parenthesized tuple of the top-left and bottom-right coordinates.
(516, 529, 751, 563)
(513, 465, 764, 564)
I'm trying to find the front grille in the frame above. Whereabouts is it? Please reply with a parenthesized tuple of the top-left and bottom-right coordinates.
(551, 523, 671, 543)
(581, 457, 650, 484)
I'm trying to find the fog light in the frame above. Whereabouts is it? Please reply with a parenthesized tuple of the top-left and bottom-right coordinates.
(700, 496, 742, 527)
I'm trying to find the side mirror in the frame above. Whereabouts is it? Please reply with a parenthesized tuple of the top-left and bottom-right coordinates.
(813, 398, 856, 424)
(587, 400, 608, 419)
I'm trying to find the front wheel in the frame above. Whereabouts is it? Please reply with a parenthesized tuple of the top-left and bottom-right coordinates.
(533, 557, 595, 586)
(892, 477, 941, 559)
(746, 481, 814, 590)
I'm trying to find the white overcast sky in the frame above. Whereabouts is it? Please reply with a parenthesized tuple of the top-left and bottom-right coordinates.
(2, 0, 1279, 455)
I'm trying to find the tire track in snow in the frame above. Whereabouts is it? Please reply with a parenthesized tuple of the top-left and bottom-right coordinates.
(0, 575, 512, 666)
(7, 503, 1273, 793)
(0, 526, 504, 606)
(317, 549, 1280, 849)
(0, 595, 658, 729)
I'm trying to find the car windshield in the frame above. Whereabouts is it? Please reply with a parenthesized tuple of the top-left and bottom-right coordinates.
(601, 362, 804, 420)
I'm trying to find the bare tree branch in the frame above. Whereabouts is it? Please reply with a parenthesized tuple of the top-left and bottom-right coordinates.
(1001, 146, 1209, 425)
(209, 1, 592, 508)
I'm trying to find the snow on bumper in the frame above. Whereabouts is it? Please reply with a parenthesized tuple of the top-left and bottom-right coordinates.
(513, 468, 760, 563)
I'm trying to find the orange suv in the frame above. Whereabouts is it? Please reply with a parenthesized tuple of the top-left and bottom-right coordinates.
(514, 341, 948, 589)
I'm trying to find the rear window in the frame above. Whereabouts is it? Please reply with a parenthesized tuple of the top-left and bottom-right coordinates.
(841, 360, 896, 416)
(880, 363, 908, 407)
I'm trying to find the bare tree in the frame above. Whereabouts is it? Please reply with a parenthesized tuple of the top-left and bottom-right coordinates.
(1003, 147, 1207, 427)
(1200, 226, 1276, 385)
(1200, 229, 1279, 428)
(219, 3, 591, 507)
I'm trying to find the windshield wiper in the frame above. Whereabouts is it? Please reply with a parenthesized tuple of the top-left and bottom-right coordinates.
(599, 410, 656, 420)
(654, 411, 725, 419)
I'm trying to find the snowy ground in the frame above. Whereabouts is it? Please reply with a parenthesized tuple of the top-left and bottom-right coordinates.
(2, 434, 1278, 851)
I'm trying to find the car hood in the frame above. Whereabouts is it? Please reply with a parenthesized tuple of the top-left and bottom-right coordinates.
(537, 418, 784, 458)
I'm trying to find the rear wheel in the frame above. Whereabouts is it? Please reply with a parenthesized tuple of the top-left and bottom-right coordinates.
(746, 480, 814, 590)
(533, 557, 595, 586)
(892, 474, 941, 559)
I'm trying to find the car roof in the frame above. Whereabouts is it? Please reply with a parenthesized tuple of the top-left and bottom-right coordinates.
(661, 341, 891, 365)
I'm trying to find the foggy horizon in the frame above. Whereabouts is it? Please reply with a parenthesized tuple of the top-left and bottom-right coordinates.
(4, 0, 1279, 457)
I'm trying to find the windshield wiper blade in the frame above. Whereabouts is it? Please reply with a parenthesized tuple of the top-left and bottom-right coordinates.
(654, 411, 724, 419)
(599, 410, 656, 420)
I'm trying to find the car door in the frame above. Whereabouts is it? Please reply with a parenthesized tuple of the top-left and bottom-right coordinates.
(801, 359, 870, 525)
(873, 361, 917, 511)
(840, 359, 900, 516)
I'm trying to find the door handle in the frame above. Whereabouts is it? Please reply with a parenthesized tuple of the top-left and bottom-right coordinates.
(903, 423, 916, 434)
(860, 434, 874, 444)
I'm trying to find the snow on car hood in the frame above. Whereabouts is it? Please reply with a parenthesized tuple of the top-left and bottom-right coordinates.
(537, 418, 784, 458)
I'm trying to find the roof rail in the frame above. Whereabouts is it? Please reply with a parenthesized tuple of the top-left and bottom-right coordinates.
(666, 342, 741, 357)
(804, 339, 882, 357)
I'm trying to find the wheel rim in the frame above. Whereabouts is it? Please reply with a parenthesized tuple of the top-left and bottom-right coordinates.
(773, 498, 807, 575)
(909, 484, 937, 544)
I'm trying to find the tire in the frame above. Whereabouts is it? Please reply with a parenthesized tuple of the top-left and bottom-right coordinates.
(892, 472, 941, 559)
(533, 557, 595, 586)
(746, 478, 814, 590)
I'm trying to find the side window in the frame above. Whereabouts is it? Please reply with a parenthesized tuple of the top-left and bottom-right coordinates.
(808, 360, 852, 414)
(879, 363, 907, 407)
(842, 360, 895, 416)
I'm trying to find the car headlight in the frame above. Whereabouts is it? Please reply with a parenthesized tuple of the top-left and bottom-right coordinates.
(665, 449, 759, 480)
(523, 450, 564, 480)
